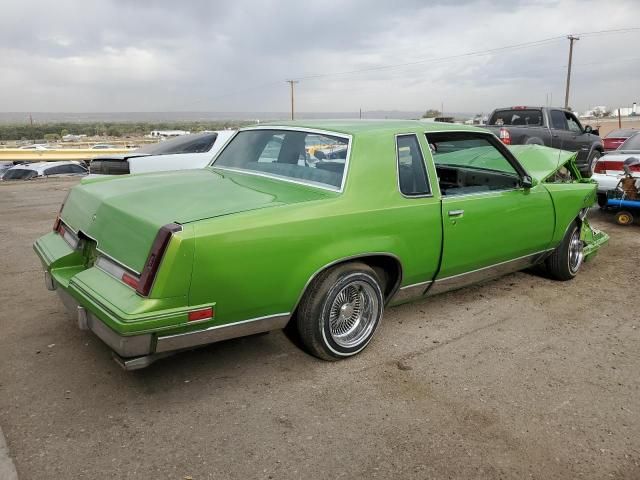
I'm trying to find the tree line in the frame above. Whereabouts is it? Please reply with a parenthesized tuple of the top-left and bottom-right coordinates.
(0, 120, 251, 142)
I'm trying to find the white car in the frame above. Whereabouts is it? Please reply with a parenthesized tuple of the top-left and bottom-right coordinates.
(593, 133, 640, 206)
(88, 130, 235, 176)
(1, 161, 87, 180)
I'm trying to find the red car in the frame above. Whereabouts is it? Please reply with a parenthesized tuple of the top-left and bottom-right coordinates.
(603, 128, 638, 151)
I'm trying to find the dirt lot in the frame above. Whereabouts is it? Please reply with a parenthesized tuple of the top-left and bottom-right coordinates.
(0, 178, 639, 480)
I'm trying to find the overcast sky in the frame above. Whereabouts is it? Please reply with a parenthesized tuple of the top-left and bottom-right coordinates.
(1, 0, 639, 115)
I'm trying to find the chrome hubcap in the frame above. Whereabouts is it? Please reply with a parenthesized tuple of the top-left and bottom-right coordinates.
(568, 230, 584, 274)
(329, 280, 379, 348)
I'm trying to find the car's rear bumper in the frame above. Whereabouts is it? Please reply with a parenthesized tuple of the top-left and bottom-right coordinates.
(592, 172, 621, 193)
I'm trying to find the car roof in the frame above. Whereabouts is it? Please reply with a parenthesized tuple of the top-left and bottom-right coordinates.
(248, 119, 484, 136)
(605, 128, 638, 137)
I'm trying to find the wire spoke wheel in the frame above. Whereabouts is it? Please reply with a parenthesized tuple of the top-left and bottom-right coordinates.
(568, 229, 584, 274)
(328, 280, 379, 348)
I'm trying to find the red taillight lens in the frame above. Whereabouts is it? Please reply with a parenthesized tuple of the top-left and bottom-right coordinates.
(603, 138, 624, 151)
(593, 160, 605, 174)
(188, 307, 214, 322)
(53, 192, 70, 231)
(499, 128, 511, 145)
(136, 223, 182, 297)
(121, 272, 139, 289)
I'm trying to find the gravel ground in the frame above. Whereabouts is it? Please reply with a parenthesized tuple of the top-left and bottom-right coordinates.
(0, 177, 638, 479)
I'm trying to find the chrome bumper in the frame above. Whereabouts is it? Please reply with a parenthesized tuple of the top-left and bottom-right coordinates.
(46, 273, 290, 370)
(53, 285, 153, 358)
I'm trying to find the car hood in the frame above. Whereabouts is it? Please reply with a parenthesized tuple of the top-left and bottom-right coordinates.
(508, 145, 580, 181)
(62, 168, 333, 272)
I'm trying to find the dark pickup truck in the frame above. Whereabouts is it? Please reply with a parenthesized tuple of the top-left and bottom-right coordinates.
(485, 106, 603, 176)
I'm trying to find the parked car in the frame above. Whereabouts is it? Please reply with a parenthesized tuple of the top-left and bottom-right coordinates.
(0, 161, 14, 177)
(2, 161, 87, 180)
(602, 128, 638, 151)
(593, 132, 640, 206)
(34, 121, 608, 370)
(18, 144, 54, 150)
(91, 144, 118, 150)
(88, 131, 235, 176)
(485, 106, 603, 176)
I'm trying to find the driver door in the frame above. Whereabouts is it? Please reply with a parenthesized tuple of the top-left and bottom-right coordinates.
(425, 132, 555, 295)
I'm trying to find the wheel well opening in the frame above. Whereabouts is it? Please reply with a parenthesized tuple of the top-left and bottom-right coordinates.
(350, 255, 402, 302)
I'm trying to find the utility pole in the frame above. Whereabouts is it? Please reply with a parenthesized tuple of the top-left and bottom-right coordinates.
(564, 35, 579, 109)
(286, 80, 299, 120)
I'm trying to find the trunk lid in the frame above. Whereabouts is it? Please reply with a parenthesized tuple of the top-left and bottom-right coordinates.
(62, 168, 333, 272)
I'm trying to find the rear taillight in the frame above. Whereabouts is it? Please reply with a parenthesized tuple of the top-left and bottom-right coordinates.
(499, 128, 511, 145)
(53, 192, 70, 231)
(593, 160, 606, 174)
(136, 223, 182, 297)
(603, 138, 624, 151)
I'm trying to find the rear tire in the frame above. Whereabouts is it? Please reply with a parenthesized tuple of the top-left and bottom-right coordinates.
(545, 222, 583, 281)
(615, 210, 634, 226)
(295, 262, 384, 361)
(597, 193, 607, 208)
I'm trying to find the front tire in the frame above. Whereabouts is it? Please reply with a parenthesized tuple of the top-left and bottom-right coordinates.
(296, 262, 384, 361)
(545, 222, 584, 281)
(582, 150, 601, 178)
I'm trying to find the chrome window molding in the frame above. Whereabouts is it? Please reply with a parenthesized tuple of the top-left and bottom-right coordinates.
(210, 126, 353, 194)
(395, 133, 433, 199)
(423, 129, 533, 186)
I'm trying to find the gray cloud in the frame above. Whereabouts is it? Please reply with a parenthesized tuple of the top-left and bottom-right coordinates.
(1, 0, 638, 114)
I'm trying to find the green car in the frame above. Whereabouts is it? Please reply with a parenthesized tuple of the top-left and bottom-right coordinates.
(34, 121, 608, 369)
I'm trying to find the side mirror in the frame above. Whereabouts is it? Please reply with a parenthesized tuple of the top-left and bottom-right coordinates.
(521, 175, 533, 189)
(584, 125, 592, 133)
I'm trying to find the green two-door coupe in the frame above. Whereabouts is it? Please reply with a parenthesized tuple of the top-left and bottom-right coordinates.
(34, 120, 608, 369)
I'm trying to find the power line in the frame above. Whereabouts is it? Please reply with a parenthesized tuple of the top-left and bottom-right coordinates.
(202, 27, 640, 103)
(290, 27, 640, 82)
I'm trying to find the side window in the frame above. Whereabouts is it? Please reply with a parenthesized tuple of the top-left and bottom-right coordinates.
(258, 134, 284, 163)
(425, 132, 520, 196)
(396, 134, 430, 196)
(565, 113, 582, 133)
(550, 110, 568, 130)
(44, 166, 61, 176)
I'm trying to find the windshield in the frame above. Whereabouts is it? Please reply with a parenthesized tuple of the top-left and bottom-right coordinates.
(3, 168, 38, 180)
(619, 133, 640, 151)
(136, 132, 218, 155)
(213, 129, 349, 190)
(488, 109, 543, 126)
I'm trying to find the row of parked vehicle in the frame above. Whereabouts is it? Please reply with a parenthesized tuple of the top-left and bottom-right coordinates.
(485, 106, 639, 225)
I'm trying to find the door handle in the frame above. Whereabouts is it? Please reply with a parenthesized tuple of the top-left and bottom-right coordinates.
(448, 209, 464, 217)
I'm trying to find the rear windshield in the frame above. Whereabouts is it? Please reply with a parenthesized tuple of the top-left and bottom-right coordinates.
(2, 169, 38, 180)
(212, 129, 349, 190)
(488, 109, 543, 126)
(619, 134, 640, 151)
(136, 132, 218, 155)
(606, 129, 638, 138)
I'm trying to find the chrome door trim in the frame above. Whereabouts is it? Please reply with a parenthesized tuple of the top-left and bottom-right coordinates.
(426, 249, 553, 297)
(389, 280, 432, 305)
(155, 313, 291, 353)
